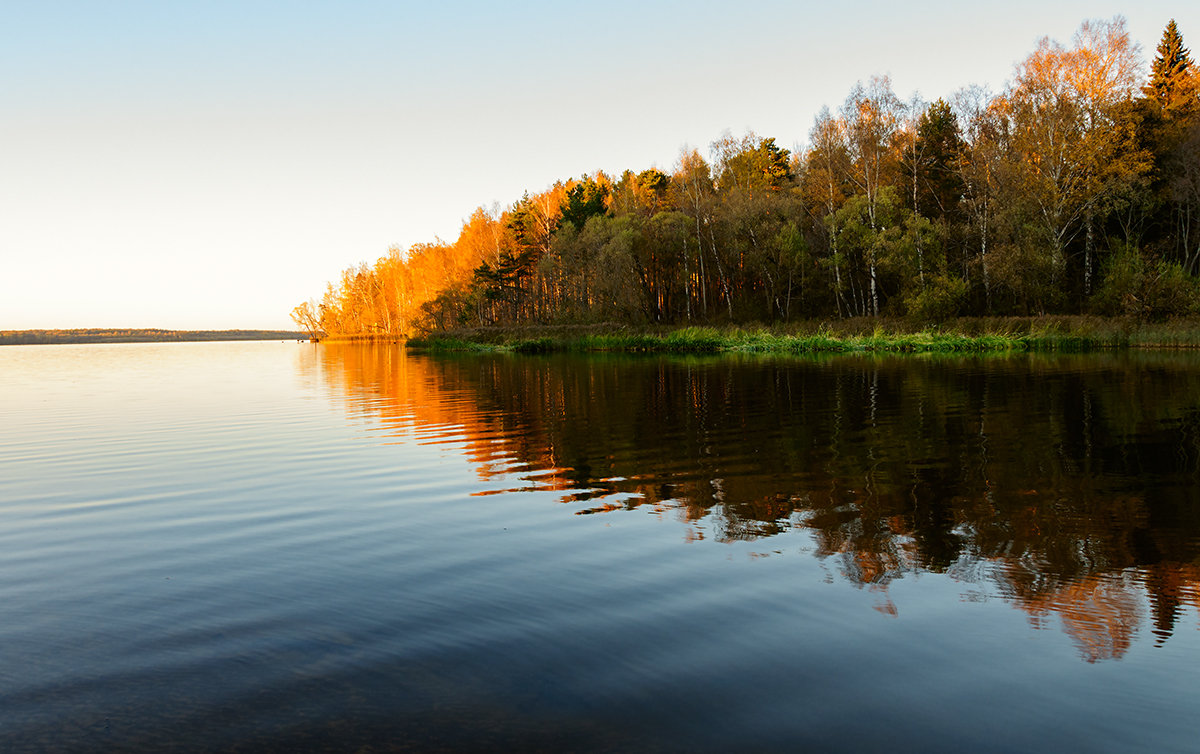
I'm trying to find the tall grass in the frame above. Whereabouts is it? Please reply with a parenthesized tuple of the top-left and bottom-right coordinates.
(404, 316, 1200, 355)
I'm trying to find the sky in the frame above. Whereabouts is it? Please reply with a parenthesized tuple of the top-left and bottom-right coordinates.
(3, 1, 1197, 330)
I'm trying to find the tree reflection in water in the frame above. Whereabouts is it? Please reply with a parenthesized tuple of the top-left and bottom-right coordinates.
(301, 344, 1200, 663)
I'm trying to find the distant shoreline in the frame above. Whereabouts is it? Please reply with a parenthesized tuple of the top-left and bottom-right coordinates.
(0, 329, 309, 345)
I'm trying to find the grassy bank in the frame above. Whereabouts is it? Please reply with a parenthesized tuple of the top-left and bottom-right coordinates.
(402, 317, 1200, 355)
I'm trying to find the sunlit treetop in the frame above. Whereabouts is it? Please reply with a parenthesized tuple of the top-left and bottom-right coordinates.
(1145, 19, 1197, 114)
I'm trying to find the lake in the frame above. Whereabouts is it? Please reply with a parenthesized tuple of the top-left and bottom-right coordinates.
(1, 341, 1198, 752)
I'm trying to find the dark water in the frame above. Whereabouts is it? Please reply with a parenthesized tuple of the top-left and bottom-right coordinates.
(2, 342, 1199, 752)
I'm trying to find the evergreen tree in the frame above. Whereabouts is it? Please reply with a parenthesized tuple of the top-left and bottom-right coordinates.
(914, 99, 965, 221)
(1145, 20, 1196, 115)
(559, 176, 609, 230)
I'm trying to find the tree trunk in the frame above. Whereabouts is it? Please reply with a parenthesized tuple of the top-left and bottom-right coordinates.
(1084, 208, 1095, 297)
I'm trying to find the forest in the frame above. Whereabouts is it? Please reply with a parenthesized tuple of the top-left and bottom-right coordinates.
(294, 18, 1200, 339)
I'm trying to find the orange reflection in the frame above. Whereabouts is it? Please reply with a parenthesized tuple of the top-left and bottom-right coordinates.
(304, 344, 1200, 661)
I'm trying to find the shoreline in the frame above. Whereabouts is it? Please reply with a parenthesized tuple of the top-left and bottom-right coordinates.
(0, 329, 308, 346)
(319, 316, 1200, 354)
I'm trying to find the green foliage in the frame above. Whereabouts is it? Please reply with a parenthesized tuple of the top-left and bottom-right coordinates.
(914, 99, 965, 219)
(505, 194, 553, 258)
(416, 287, 473, 332)
(905, 275, 969, 323)
(302, 17, 1200, 340)
(560, 177, 609, 229)
(410, 325, 1039, 354)
(1091, 246, 1200, 320)
(988, 227, 1067, 315)
(1146, 20, 1195, 115)
(717, 135, 792, 191)
(610, 169, 670, 217)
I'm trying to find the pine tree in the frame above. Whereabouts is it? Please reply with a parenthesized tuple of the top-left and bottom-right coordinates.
(914, 99, 965, 220)
(560, 177, 609, 230)
(1145, 20, 1195, 115)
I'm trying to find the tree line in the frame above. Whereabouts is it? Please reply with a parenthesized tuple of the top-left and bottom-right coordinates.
(295, 18, 1200, 338)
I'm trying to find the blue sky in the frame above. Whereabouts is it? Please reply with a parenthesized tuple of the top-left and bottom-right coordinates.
(3, 1, 1195, 329)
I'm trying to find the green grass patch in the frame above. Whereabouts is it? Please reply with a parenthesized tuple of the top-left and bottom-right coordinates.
(408, 327, 1027, 354)
(403, 317, 1200, 355)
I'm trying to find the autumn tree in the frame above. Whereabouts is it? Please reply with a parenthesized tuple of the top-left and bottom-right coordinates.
(670, 148, 716, 319)
(707, 132, 804, 319)
(290, 301, 323, 338)
(296, 16, 1200, 332)
(997, 17, 1147, 304)
(803, 108, 853, 316)
(840, 75, 903, 315)
(952, 87, 1005, 310)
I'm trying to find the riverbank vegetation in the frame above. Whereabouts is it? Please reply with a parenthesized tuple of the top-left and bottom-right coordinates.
(398, 315, 1200, 353)
(296, 18, 1200, 344)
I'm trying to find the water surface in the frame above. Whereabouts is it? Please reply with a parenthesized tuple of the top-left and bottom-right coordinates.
(1, 342, 1198, 752)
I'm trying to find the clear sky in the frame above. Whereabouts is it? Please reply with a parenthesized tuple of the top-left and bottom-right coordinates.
(3, 1, 1196, 330)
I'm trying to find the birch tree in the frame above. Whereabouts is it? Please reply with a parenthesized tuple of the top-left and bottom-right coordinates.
(841, 75, 903, 315)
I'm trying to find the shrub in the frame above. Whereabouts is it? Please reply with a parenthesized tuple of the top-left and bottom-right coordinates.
(1092, 247, 1200, 321)
(905, 275, 969, 323)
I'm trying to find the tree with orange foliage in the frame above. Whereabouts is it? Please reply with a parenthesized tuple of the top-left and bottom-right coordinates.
(996, 17, 1148, 302)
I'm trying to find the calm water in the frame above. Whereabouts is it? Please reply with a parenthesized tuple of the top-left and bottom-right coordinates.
(1, 341, 1199, 752)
